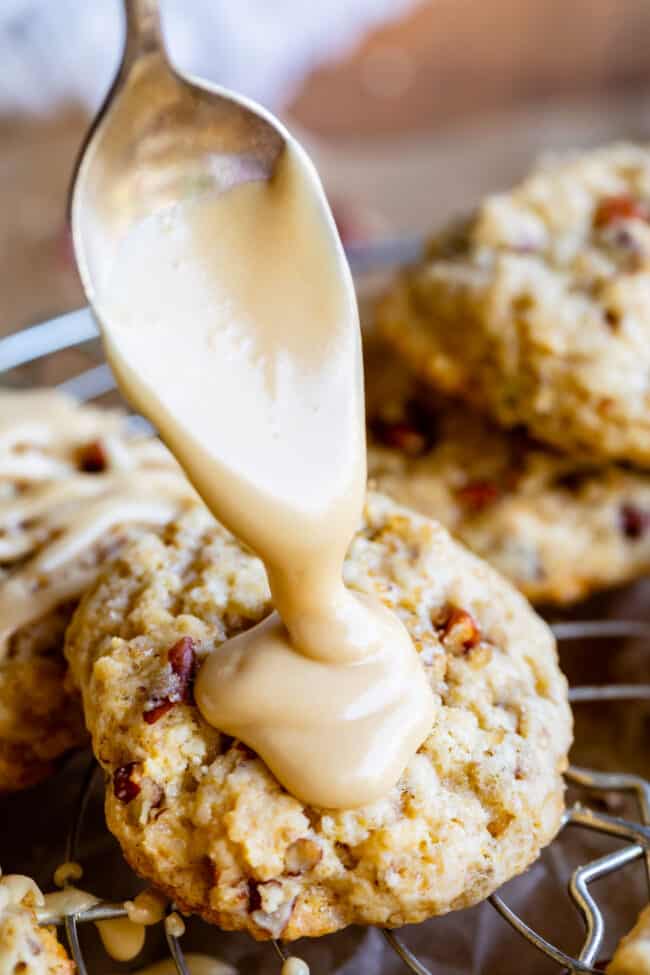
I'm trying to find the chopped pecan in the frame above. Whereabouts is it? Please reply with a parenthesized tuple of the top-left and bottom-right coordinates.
(142, 638, 198, 724)
(594, 194, 650, 228)
(369, 399, 437, 457)
(620, 503, 650, 540)
(334, 842, 359, 869)
(455, 480, 500, 512)
(113, 763, 141, 803)
(247, 878, 262, 912)
(143, 699, 174, 724)
(438, 607, 481, 654)
(76, 439, 108, 473)
(371, 419, 427, 456)
(168, 636, 197, 702)
(390, 422, 427, 455)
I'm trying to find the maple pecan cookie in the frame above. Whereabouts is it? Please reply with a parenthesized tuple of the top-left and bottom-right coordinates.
(608, 903, 650, 974)
(65, 496, 571, 940)
(365, 337, 650, 604)
(0, 389, 197, 792)
(0, 872, 72, 975)
(378, 143, 650, 465)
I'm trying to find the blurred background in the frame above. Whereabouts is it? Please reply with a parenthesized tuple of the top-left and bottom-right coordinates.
(3, 0, 650, 333)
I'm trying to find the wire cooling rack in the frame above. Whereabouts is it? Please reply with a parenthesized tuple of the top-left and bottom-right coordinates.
(4, 298, 650, 975)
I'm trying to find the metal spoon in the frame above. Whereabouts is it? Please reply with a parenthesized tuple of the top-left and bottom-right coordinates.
(70, 0, 285, 305)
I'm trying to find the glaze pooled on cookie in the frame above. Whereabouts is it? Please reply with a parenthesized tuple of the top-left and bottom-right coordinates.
(65, 496, 571, 940)
(88, 138, 434, 808)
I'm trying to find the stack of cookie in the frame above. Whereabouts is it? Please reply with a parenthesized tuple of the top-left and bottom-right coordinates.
(0, 389, 197, 792)
(370, 143, 650, 606)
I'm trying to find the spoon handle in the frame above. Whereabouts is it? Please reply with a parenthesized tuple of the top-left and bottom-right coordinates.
(123, 0, 163, 66)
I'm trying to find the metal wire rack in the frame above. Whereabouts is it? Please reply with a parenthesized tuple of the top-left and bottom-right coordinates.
(5, 301, 650, 975)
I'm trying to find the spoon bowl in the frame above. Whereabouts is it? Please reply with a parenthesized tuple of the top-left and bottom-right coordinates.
(71, 0, 285, 305)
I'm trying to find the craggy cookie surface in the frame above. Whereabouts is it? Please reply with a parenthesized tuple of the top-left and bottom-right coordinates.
(0, 389, 196, 791)
(66, 496, 571, 940)
(378, 143, 650, 464)
(365, 338, 650, 604)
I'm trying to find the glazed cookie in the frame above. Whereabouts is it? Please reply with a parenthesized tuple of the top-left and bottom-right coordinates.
(378, 143, 650, 464)
(65, 496, 571, 941)
(365, 337, 650, 604)
(0, 389, 197, 791)
(0, 872, 72, 975)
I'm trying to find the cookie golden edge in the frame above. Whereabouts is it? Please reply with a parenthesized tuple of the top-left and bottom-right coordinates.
(65, 496, 571, 941)
(364, 336, 650, 606)
(0, 881, 73, 975)
(608, 903, 650, 974)
(377, 143, 650, 466)
(0, 389, 196, 793)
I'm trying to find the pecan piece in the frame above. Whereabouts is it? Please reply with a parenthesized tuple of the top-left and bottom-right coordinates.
(76, 439, 108, 473)
(620, 503, 650, 540)
(113, 763, 141, 803)
(142, 638, 198, 723)
(455, 480, 500, 512)
(247, 878, 262, 912)
(594, 194, 650, 228)
(384, 421, 427, 455)
(168, 636, 197, 702)
(143, 699, 175, 724)
(369, 400, 437, 457)
(438, 607, 481, 654)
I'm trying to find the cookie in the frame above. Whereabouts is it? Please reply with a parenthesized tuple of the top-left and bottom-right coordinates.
(377, 143, 650, 464)
(608, 903, 650, 974)
(0, 872, 72, 975)
(365, 337, 650, 604)
(65, 496, 571, 940)
(0, 389, 196, 792)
